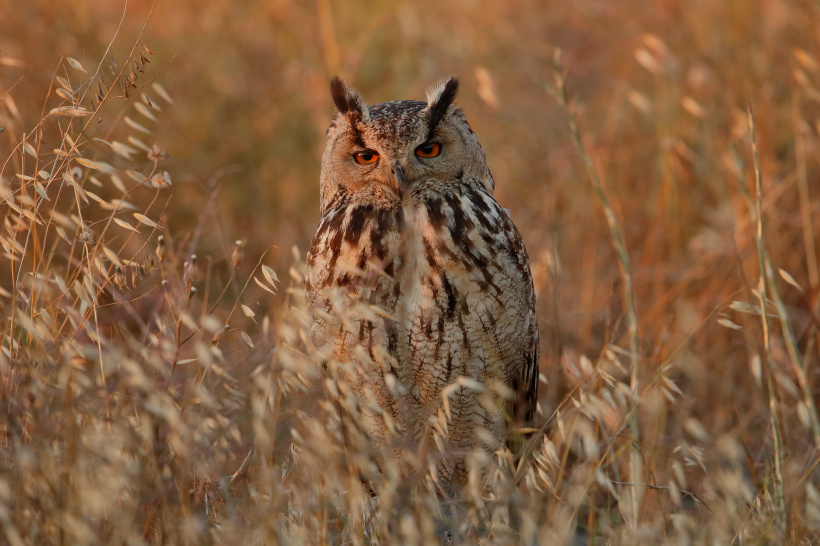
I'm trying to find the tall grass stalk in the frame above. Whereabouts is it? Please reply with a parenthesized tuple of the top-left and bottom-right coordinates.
(745, 106, 787, 538)
(545, 52, 640, 389)
(545, 49, 643, 529)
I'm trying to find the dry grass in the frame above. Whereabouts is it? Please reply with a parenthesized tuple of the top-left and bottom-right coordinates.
(2, 0, 820, 544)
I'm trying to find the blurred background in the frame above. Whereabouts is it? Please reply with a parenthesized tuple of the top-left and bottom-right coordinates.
(2, 0, 819, 447)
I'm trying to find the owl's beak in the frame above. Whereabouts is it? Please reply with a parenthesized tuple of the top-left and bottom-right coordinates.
(392, 164, 406, 195)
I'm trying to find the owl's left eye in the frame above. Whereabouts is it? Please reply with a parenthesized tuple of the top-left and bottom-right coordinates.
(354, 151, 379, 165)
(415, 142, 441, 158)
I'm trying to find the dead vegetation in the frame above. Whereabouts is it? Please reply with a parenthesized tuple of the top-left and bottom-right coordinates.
(1, 0, 820, 544)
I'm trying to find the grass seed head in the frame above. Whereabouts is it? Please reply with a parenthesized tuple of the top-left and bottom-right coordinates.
(155, 235, 166, 263)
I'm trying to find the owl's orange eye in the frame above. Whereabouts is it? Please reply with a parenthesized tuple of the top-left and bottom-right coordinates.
(354, 151, 379, 165)
(415, 142, 441, 158)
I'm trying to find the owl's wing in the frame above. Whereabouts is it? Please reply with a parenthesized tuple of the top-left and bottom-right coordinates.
(515, 265, 540, 427)
(304, 207, 343, 349)
(498, 206, 540, 427)
(516, 326, 539, 426)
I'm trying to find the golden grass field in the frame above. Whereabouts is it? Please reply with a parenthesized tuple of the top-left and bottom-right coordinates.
(1, 0, 820, 543)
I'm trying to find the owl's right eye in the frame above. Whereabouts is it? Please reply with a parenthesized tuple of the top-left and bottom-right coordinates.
(353, 151, 379, 165)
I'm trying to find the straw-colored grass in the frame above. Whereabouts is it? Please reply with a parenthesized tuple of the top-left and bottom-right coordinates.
(2, 1, 819, 544)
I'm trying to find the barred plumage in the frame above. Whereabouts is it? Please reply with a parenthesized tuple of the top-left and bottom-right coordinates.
(306, 76, 539, 481)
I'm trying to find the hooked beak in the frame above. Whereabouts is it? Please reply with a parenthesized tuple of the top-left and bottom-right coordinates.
(392, 164, 406, 197)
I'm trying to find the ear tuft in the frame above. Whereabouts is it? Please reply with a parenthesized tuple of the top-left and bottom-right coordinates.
(329, 77, 370, 122)
(329, 77, 350, 113)
(424, 76, 459, 132)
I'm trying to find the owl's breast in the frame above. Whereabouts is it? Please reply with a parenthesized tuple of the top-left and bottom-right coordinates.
(307, 182, 535, 374)
(305, 200, 404, 359)
(394, 183, 535, 396)
(306, 182, 538, 467)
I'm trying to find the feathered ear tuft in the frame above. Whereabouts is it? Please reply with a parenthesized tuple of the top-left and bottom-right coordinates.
(329, 77, 370, 122)
(424, 76, 459, 135)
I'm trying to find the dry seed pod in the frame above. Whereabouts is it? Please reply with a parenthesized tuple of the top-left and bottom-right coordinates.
(231, 240, 245, 270)
(184, 254, 197, 292)
(212, 324, 230, 345)
(77, 228, 96, 244)
(149, 171, 171, 188)
(155, 235, 166, 263)
(113, 265, 127, 288)
(148, 145, 168, 161)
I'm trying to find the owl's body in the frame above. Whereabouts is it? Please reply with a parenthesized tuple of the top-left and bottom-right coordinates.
(306, 78, 538, 481)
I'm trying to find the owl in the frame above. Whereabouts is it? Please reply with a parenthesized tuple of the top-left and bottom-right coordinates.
(305, 76, 539, 482)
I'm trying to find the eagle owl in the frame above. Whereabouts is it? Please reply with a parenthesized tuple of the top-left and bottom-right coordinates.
(306, 76, 539, 482)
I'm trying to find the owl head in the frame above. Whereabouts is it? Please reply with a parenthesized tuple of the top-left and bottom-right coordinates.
(319, 77, 495, 214)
